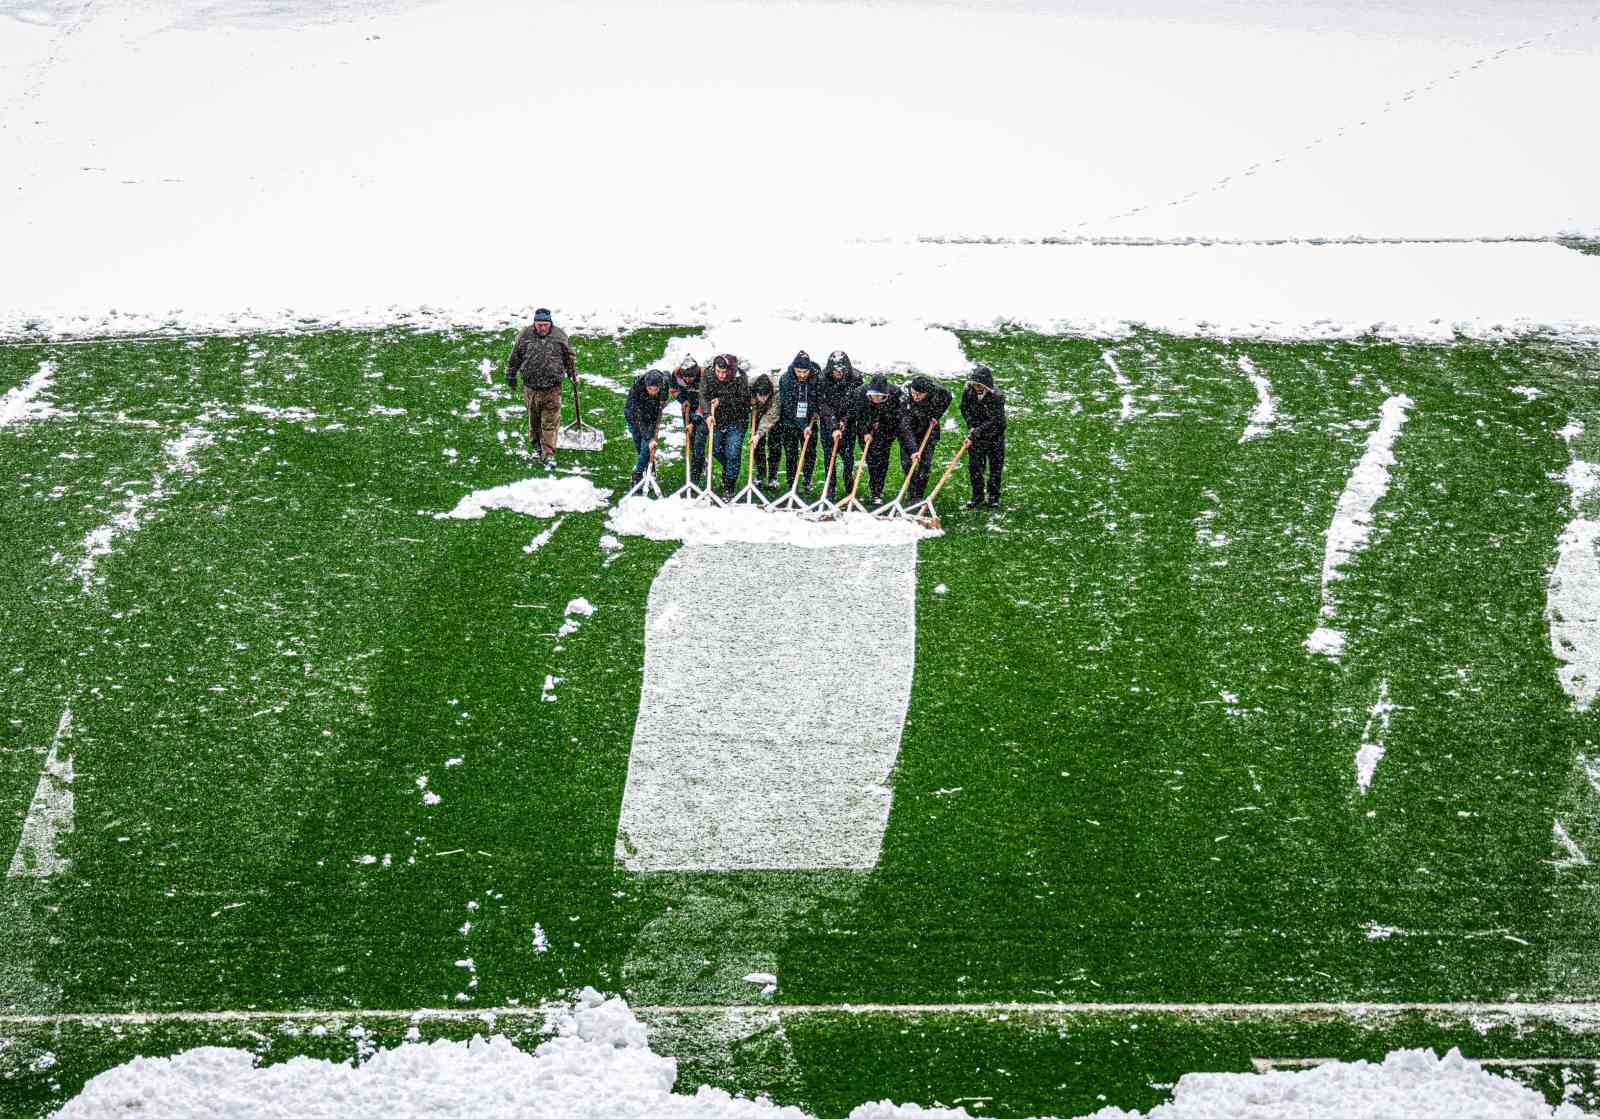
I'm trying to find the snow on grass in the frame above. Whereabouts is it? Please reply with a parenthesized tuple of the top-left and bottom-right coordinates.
(6, 703, 75, 878)
(607, 496, 934, 549)
(1355, 678, 1395, 793)
(1235, 355, 1278, 442)
(52, 990, 1597, 1119)
(436, 476, 611, 521)
(1305, 394, 1413, 658)
(1551, 819, 1590, 869)
(650, 319, 969, 378)
(616, 543, 916, 871)
(1, 360, 62, 425)
(523, 518, 563, 555)
(1548, 421, 1600, 711)
(71, 419, 215, 593)
(1101, 350, 1137, 422)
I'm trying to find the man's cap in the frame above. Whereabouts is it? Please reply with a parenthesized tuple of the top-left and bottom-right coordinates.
(533, 308, 552, 323)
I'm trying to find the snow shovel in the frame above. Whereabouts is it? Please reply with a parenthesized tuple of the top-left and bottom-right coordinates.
(873, 419, 938, 520)
(802, 428, 845, 519)
(732, 408, 765, 506)
(558, 375, 606, 452)
(697, 402, 726, 507)
(765, 422, 815, 513)
(668, 404, 707, 501)
(906, 439, 970, 529)
(623, 415, 664, 501)
(832, 433, 873, 516)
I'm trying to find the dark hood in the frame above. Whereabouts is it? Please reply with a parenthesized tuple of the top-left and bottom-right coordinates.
(864, 374, 892, 398)
(642, 369, 665, 390)
(967, 365, 996, 391)
(908, 374, 941, 396)
(824, 350, 857, 379)
(751, 373, 775, 397)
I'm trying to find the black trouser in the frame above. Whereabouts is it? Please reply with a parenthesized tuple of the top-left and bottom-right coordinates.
(754, 429, 782, 482)
(823, 430, 856, 500)
(779, 426, 818, 487)
(969, 435, 1005, 502)
(864, 433, 897, 500)
(902, 430, 940, 502)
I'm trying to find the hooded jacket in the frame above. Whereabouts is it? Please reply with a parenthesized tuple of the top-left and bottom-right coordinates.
(749, 373, 780, 442)
(818, 350, 863, 434)
(902, 375, 953, 448)
(960, 365, 1008, 443)
(671, 361, 705, 420)
(624, 370, 668, 431)
(849, 375, 911, 446)
(701, 361, 752, 432)
(777, 351, 823, 430)
(506, 322, 577, 390)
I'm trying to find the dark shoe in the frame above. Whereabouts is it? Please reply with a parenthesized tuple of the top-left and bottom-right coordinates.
(964, 498, 984, 509)
(721, 483, 735, 501)
(543, 457, 557, 471)
(630, 470, 643, 485)
(869, 492, 884, 506)
(987, 496, 1002, 508)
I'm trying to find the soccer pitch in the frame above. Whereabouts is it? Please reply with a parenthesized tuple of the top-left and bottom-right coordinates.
(3, 324, 1600, 1114)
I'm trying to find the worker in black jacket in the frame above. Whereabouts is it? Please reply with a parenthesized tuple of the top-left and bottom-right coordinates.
(818, 350, 864, 501)
(959, 365, 1008, 507)
(622, 369, 668, 483)
(668, 356, 709, 482)
(849, 374, 914, 505)
(776, 351, 823, 492)
(900, 375, 953, 502)
(701, 354, 751, 498)
(749, 373, 781, 489)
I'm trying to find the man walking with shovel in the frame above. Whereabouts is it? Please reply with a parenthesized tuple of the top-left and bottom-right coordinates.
(505, 307, 577, 470)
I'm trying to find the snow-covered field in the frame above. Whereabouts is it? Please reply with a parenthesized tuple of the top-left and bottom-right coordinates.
(2, 0, 1599, 343)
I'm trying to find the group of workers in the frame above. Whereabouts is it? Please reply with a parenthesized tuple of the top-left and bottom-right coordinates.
(505, 309, 1007, 510)
(622, 349, 1007, 509)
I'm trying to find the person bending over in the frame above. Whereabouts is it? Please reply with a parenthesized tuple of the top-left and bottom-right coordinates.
(749, 373, 781, 490)
(623, 369, 668, 484)
(849, 374, 913, 506)
(701, 354, 751, 499)
(960, 365, 1008, 508)
(669, 355, 708, 481)
(901, 374, 953, 502)
(818, 350, 863, 501)
(776, 350, 823, 493)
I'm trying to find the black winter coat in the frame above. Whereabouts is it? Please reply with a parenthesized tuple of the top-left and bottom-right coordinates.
(818, 367, 862, 436)
(623, 375, 668, 431)
(960, 382, 1008, 444)
(902, 376, 953, 448)
(506, 324, 576, 390)
(701, 370, 752, 432)
(849, 382, 912, 446)
(777, 365, 823, 430)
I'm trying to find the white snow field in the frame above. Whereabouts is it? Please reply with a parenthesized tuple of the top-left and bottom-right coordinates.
(615, 542, 917, 871)
(53, 990, 1594, 1119)
(2, 1, 1599, 342)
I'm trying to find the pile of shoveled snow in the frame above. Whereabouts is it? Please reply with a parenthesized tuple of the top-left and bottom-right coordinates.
(607, 496, 936, 548)
(650, 319, 970, 378)
(436, 476, 612, 521)
(54, 990, 1591, 1118)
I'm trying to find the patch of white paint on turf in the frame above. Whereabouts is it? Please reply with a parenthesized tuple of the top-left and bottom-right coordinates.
(1235, 355, 1278, 442)
(523, 518, 563, 555)
(615, 542, 915, 871)
(0, 360, 62, 426)
(7, 703, 75, 878)
(1101, 350, 1137, 422)
(1305, 394, 1413, 658)
(436, 476, 611, 521)
(1549, 423, 1600, 712)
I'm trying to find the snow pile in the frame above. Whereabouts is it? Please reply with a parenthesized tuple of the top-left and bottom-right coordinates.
(1235, 355, 1278, 442)
(1, 361, 62, 425)
(437, 477, 611, 521)
(607, 496, 936, 548)
(1548, 420, 1600, 711)
(651, 320, 969, 378)
(53, 992, 1593, 1119)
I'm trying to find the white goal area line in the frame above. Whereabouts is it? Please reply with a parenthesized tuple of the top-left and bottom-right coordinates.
(1252, 1057, 1600, 1072)
(3, 1001, 1600, 1029)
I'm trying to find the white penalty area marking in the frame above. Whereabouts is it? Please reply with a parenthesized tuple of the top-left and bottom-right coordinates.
(1305, 393, 1414, 659)
(1548, 425, 1600, 712)
(4, 1001, 1600, 1028)
(614, 541, 916, 872)
(1, 361, 61, 426)
(1251, 1057, 1600, 1073)
(1100, 350, 1137, 422)
(6, 704, 75, 878)
(1355, 677, 1402, 794)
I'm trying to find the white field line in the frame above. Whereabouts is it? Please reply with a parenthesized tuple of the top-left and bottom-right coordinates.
(1552, 819, 1591, 869)
(71, 420, 214, 593)
(1304, 394, 1413, 659)
(523, 518, 563, 555)
(0, 360, 61, 426)
(615, 541, 916, 871)
(6, 704, 75, 878)
(1548, 427, 1600, 712)
(1101, 350, 1136, 422)
(1354, 677, 1394, 793)
(1236, 355, 1278, 443)
(3, 1001, 1600, 1028)
(1252, 1057, 1600, 1073)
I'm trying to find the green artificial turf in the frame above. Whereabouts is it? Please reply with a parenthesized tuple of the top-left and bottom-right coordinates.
(3, 325, 1600, 1115)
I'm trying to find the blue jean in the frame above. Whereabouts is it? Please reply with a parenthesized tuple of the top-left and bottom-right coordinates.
(626, 419, 653, 477)
(712, 426, 745, 487)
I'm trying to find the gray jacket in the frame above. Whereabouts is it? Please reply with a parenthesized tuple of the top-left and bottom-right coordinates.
(506, 324, 576, 390)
